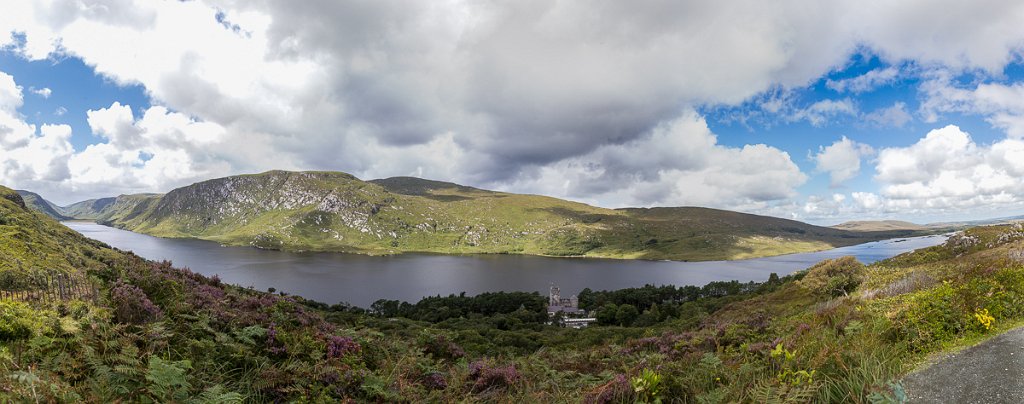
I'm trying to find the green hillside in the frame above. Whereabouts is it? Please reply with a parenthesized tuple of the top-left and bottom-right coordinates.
(61, 197, 117, 220)
(832, 220, 927, 232)
(30, 170, 917, 261)
(15, 190, 70, 220)
(1, 188, 111, 279)
(5, 180, 1024, 401)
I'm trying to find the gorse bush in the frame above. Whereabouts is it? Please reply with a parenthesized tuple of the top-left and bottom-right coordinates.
(973, 308, 994, 331)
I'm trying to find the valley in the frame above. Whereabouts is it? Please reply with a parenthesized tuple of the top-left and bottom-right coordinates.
(2, 182, 1023, 402)
(23, 170, 921, 261)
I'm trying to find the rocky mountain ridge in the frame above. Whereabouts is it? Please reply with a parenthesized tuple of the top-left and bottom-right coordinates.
(24, 170, 919, 261)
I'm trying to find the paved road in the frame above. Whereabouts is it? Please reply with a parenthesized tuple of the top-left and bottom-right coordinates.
(903, 327, 1024, 403)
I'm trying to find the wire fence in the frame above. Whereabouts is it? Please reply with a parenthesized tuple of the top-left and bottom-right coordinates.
(0, 272, 100, 303)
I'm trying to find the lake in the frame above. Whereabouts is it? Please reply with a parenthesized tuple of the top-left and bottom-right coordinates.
(64, 221, 947, 307)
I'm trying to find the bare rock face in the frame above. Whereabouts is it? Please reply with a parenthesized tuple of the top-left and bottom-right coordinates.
(1, 189, 26, 210)
(1010, 249, 1024, 263)
(945, 232, 980, 255)
(984, 227, 1024, 248)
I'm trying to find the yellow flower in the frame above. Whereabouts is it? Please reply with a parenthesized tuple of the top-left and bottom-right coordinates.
(974, 308, 995, 331)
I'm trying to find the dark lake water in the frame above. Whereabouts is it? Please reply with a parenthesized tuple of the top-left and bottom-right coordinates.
(64, 221, 947, 307)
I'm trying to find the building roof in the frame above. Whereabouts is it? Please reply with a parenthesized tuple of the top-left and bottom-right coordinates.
(548, 305, 584, 314)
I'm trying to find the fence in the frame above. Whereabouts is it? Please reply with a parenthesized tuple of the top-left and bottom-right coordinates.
(0, 272, 100, 303)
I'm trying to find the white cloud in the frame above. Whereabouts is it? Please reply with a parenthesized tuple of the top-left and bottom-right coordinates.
(66, 102, 232, 197)
(30, 87, 52, 98)
(864, 102, 912, 128)
(0, 73, 75, 190)
(0, 71, 22, 112)
(813, 136, 874, 187)
(1, 71, 233, 203)
(919, 70, 1024, 138)
(500, 112, 807, 209)
(795, 125, 1024, 223)
(826, 67, 900, 93)
(872, 125, 1024, 213)
(3, 1, 1024, 210)
(789, 98, 858, 126)
(851, 192, 883, 211)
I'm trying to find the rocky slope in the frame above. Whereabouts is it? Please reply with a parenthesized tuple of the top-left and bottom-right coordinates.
(31, 170, 917, 260)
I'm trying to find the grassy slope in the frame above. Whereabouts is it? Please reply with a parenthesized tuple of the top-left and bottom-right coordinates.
(46, 170, 914, 261)
(15, 190, 70, 221)
(61, 197, 117, 220)
(0, 187, 114, 279)
(7, 181, 1024, 401)
(636, 224, 1024, 402)
(832, 220, 928, 232)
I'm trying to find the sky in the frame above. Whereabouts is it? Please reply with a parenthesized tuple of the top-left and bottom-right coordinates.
(3, 1, 1024, 225)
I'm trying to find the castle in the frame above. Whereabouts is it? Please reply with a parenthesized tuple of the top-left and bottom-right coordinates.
(547, 284, 596, 328)
(547, 285, 583, 316)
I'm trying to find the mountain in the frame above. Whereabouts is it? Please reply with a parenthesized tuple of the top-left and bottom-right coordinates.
(14, 190, 70, 220)
(60, 196, 118, 219)
(7, 178, 1024, 401)
(0, 187, 111, 275)
(58, 170, 917, 261)
(369, 176, 493, 200)
(832, 220, 927, 232)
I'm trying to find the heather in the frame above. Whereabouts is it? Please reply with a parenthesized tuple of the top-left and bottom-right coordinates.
(4, 185, 1024, 401)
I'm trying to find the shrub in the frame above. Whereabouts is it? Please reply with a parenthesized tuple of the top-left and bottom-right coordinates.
(419, 332, 465, 361)
(584, 374, 634, 404)
(421, 372, 448, 390)
(801, 257, 865, 297)
(973, 308, 994, 331)
(0, 300, 40, 340)
(110, 281, 163, 324)
(893, 283, 964, 350)
(632, 368, 664, 403)
(326, 335, 361, 359)
(467, 360, 521, 393)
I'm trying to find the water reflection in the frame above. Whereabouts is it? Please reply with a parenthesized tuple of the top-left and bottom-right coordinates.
(65, 222, 946, 307)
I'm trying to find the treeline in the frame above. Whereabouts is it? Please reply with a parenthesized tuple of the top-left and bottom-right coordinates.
(580, 273, 799, 327)
(319, 272, 802, 330)
(369, 291, 547, 324)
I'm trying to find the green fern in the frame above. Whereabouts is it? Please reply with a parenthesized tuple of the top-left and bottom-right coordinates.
(190, 384, 245, 403)
(748, 378, 820, 404)
(146, 356, 193, 402)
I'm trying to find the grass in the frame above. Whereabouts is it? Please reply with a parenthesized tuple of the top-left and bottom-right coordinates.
(47, 170, 921, 262)
(6, 182, 1024, 401)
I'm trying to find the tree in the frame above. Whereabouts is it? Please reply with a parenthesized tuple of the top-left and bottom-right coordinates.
(616, 304, 639, 327)
(596, 303, 619, 325)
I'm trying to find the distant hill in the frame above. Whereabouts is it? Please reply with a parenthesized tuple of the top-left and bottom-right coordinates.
(35, 170, 917, 261)
(369, 176, 495, 200)
(832, 220, 927, 232)
(61, 197, 117, 219)
(15, 190, 70, 220)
